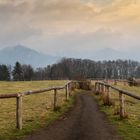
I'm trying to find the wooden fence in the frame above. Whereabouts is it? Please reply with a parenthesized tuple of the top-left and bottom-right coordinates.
(0, 81, 78, 130)
(112, 79, 128, 86)
(90, 78, 129, 86)
(95, 82, 140, 119)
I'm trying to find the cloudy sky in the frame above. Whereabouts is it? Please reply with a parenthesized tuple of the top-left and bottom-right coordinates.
(0, 0, 140, 57)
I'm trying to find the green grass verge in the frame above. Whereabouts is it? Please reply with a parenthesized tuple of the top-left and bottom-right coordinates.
(0, 94, 76, 140)
(93, 94, 140, 140)
(0, 80, 78, 140)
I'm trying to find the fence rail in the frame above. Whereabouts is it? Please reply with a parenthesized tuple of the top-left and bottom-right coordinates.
(90, 78, 129, 86)
(0, 81, 77, 130)
(109, 84, 140, 100)
(95, 81, 140, 119)
(0, 93, 18, 99)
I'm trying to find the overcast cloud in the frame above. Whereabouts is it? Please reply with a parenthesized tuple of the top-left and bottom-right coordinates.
(0, 0, 140, 56)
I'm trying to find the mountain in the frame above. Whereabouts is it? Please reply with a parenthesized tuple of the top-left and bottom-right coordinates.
(0, 45, 60, 67)
(0, 46, 139, 67)
(89, 48, 129, 61)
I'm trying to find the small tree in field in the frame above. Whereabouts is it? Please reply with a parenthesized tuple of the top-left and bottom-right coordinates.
(12, 62, 23, 81)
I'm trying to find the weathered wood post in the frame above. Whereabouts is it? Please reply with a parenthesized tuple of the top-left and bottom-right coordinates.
(97, 83, 99, 92)
(71, 82, 74, 91)
(53, 89, 57, 111)
(124, 81, 127, 86)
(73, 82, 76, 90)
(95, 83, 97, 91)
(99, 83, 101, 94)
(114, 80, 117, 85)
(104, 84, 106, 93)
(101, 84, 104, 94)
(101, 84, 104, 100)
(119, 91, 125, 119)
(68, 83, 71, 97)
(65, 85, 68, 101)
(100, 84, 104, 100)
(98, 83, 100, 93)
(99, 83, 102, 94)
(95, 82, 97, 92)
(96, 83, 98, 92)
(106, 85, 111, 105)
(16, 94, 22, 130)
(101, 84, 103, 93)
(95, 83, 100, 95)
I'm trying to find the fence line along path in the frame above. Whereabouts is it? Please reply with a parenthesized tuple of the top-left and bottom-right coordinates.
(95, 81, 140, 119)
(0, 81, 79, 130)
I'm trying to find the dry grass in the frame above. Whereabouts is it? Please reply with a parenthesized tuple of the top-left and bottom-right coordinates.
(93, 81, 140, 140)
(0, 80, 70, 139)
(110, 82, 140, 121)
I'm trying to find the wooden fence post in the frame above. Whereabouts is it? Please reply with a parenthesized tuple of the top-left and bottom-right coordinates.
(114, 80, 117, 85)
(101, 84, 105, 100)
(74, 82, 76, 89)
(106, 86, 111, 105)
(124, 81, 127, 86)
(72, 82, 74, 90)
(99, 84, 101, 93)
(65, 85, 68, 101)
(101, 84, 104, 93)
(96, 83, 98, 91)
(53, 89, 57, 111)
(95, 83, 97, 92)
(96, 83, 98, 92)
(98, 83, 99, 93)
(74, 82, 77, 89)
(105, 85, 107, 93)
(119, 92, 125, 119)
(16, 95, 22, 130)
(101, 84, 103, 93)
(71, 82, 74, 91)
(68, 83, 71, 97)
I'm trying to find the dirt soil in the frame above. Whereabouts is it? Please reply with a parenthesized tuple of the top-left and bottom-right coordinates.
(20, 91, 121, 140)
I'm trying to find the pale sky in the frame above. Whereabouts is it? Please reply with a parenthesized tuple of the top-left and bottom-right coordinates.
(0, 0, 140, 56)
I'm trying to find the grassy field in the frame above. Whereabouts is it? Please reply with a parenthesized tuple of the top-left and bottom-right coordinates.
(93, 81, 140, 140)
(0, 80, 76, 140)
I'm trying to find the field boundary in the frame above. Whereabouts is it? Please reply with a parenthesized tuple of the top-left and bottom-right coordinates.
(94, 81, 140, 119)
(0, 81, 78, 130)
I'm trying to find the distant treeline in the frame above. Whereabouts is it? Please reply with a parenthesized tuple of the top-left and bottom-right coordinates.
(0, 58, 140, 81)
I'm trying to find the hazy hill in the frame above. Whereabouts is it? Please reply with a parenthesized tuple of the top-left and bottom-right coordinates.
(0, 45, 59, 67)
(89, 48, 127, 60)
(0, 46, 139, 67)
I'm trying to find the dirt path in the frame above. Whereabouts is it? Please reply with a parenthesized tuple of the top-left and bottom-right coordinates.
(21, 92, 121, 140)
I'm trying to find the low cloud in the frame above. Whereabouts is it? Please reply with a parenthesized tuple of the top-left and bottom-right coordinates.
(0, 0, 140, 57)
